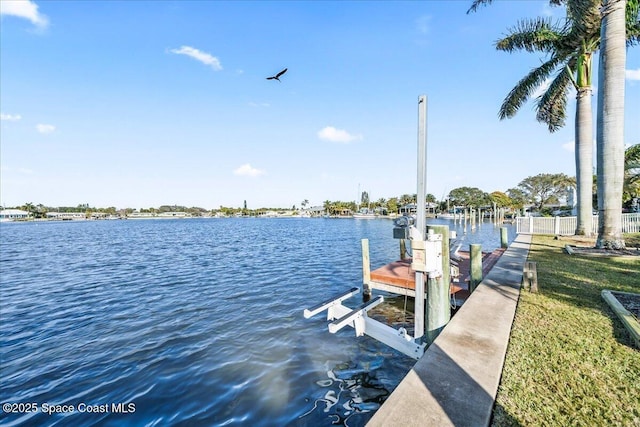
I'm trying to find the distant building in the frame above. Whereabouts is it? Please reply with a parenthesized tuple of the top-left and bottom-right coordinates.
(308, 206, 325, 217)
(127, 211, 189, 219)
(0, 209, 30, 221)
(128, 212, 155, 219)
(46, 212, 86, 220)
(157, 212, 188, 218)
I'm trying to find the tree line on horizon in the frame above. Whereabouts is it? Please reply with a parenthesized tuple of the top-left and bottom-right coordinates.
(8, 152, 637, 218)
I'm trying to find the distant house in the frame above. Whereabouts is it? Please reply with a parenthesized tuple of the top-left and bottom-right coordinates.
(308, 206, 325, 217)
(400, 204, 417, 215)
(335, 208, 353, 217)
(128, 211, 189, 219)
(0, 209, 30, 221)
(157, 212, 188, 218)
(399, 202, 437, 216)
(46, 212, 86, 220)
(128, 212, 155, 219)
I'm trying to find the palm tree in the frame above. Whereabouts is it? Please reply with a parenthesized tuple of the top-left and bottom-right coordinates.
(323, 200, 332, 215)
(595, 0, 631, 248)
(399, 194, 414, 207)
(493, 1, 600, 236)
(22, 202, 35, 216)
(467, 0, 640, 244)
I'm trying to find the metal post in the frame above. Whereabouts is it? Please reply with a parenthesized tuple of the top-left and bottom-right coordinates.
(414, 95, 427, 340)
(362, 239, 371, 300)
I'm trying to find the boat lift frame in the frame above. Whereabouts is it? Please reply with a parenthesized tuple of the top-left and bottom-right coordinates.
(304, 287, 425, 359)
(303, 95, 437, 360)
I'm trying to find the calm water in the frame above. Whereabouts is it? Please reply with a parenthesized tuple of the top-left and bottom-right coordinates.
(0, 218, 514, 426)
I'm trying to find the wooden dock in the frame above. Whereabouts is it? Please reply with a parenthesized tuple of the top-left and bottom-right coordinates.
(365, 248, 506, 306)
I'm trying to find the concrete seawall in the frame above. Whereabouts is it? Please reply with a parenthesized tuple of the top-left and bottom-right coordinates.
(368, 233, 532, 426)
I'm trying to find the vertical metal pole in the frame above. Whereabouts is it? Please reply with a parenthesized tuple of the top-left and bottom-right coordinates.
(362, 239, 371, 300)
(414, 95, 427, 340)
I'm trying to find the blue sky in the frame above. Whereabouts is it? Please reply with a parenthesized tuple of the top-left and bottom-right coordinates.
(1, 0, 639, 210)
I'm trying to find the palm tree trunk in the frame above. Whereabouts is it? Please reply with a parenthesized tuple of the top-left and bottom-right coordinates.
(596, 0, 626, 249)
(575, 87, 594, 236)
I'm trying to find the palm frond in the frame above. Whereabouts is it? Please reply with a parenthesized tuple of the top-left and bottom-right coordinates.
(565, 0, 601, 33)
(626, 0, 640, 46)
(466, 0, 493, 15)
(536, 67, 573, 132)
(625, 144, 640, 171)
(496, 18, 564, 53)
(557, 0, 601, 54)
(468, 0, 565, 14)
(499, 56, 564, 120)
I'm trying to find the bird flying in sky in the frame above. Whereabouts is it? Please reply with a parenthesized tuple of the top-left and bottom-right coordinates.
(266, 68, 287, 82)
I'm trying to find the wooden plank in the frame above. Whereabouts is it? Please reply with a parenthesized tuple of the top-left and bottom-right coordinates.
(602, 290, 640, 349)
(370, 259, 415, 289)
(367, 249, 506, 305)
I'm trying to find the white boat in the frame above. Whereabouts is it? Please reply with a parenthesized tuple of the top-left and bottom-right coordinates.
(436, 213, 456, 219)
(353, 208, 377, 219)
(353, 185, 377, 219)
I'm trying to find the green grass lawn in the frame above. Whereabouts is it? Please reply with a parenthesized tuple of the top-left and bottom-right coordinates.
(492, 234, 640, 426)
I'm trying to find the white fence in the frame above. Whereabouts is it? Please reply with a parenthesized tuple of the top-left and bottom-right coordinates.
(516, 213, 640, 235)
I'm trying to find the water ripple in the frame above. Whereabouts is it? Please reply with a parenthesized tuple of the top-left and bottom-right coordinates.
(0, 218, 513, 426)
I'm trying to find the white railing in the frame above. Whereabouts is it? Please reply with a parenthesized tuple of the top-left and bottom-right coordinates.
(622, 213, 640, 233)
(516, 213, 640, 235)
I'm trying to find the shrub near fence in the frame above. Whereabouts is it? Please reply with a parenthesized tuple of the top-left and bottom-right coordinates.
(516, 213, 640, 235)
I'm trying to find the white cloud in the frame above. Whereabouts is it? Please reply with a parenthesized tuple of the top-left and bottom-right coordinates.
(415, 15, 431, 35)
(248, 102, 270, 108)
(0, 0, 49, 28)
(169, 46, 222, 70)
(625, 68, 640, 81)
(414, 15, 432, 46)
(36, 123, 55, 134)
(233, 163, 265, 177)
(317, 126, 363, 143)
(1, 113, 22, 121)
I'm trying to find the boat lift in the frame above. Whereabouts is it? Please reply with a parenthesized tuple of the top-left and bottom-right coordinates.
(303, 95, 444, 360)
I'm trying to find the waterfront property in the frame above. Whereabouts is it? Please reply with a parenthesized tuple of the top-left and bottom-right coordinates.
(46, 211, 88, 220)
(0, 209, 30, 221)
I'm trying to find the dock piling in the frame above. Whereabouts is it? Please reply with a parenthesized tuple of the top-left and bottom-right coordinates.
(426, 224, 450, 343)
(399, 239, 407, 260)
(470, 244, 482, 293)
(500, 227, 509, 248)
